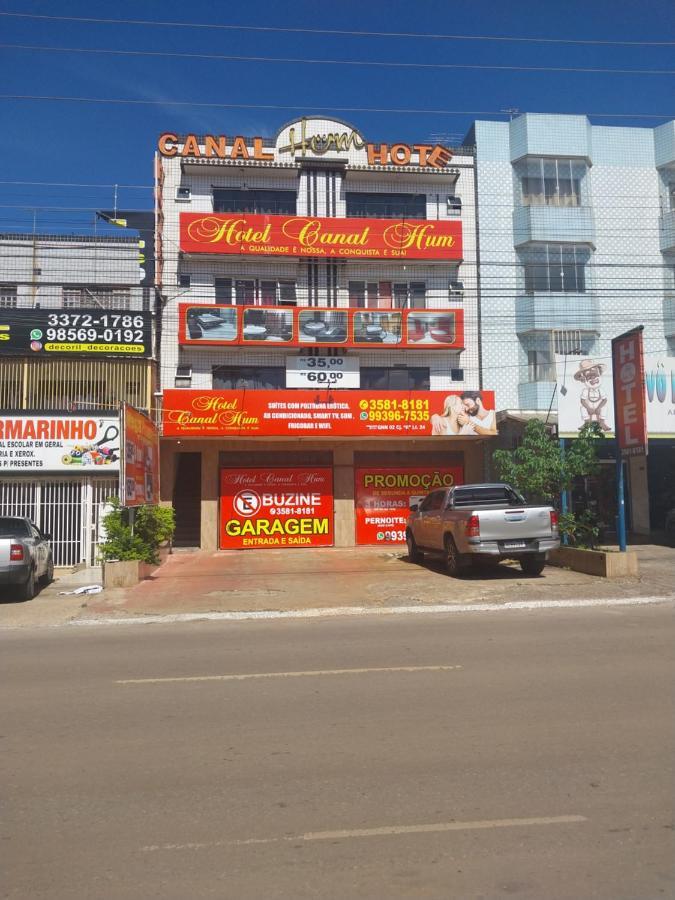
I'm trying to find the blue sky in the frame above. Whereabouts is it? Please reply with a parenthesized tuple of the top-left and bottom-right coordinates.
(0, 0, 673, 233)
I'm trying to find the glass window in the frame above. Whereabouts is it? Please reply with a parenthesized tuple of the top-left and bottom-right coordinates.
(527, 349, 555, 382)
(348, 281, 366, 308)
(61, 287, 131, 309)
(520, 158, 584, 207)
(213, 189, 296, 215)
(522, 245, 588, 293)
(407, 312, 456, 345)
(345, 192, 426, 219)
(0, 285, 18, 308)
(361, 367, 430, 390)
(213, 366, 285, 390)
(215, 278, 232, 303)
(235, 280, 255, 306)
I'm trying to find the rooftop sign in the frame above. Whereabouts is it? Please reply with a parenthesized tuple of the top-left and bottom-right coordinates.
(158, 117, 453, 169)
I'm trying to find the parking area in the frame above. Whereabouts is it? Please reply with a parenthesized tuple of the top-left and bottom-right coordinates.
(2, 543, 673, 628)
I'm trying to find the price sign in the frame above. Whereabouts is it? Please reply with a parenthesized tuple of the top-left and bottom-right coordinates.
(286, 355, 360, 389)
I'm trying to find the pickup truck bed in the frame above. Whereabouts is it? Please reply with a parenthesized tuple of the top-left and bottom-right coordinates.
(406, 483, 560, 576)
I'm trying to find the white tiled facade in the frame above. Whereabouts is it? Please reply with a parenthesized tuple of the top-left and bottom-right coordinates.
(156, 117, 478, 394)
(0, 234, 144, 310)
(471, 114, 675, 413)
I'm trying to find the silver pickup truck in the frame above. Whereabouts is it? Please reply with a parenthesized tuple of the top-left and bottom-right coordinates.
(0, 516, 54, 600)
(406, 483, 560, 576)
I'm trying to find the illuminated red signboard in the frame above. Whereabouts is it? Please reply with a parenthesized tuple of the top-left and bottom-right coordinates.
(162, 390, 498, 439)
(220, 467, 333, 550)
(179, 213, 463, 261)
(178, 304, 464, 351)
(354, 465, 464, 545)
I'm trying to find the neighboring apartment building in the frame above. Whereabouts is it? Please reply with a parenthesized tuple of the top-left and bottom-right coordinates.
(0, 232, 155, 565)
(470, 114, 675, 533)
(155, 116, 498, 551)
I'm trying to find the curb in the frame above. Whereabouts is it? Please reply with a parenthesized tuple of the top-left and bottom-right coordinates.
(65, 594, 675, 628)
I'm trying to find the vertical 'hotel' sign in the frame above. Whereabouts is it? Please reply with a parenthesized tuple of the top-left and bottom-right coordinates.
(611, 327, 648, 457)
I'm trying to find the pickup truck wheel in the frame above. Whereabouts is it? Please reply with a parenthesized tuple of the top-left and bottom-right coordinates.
(445, 537, 468, 577)
(19, 567, 36, 602)
(406, 531, 423, 564)
(520, 555, 546, 576)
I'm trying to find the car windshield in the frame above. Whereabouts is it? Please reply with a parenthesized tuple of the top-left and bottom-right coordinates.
(0, 517, 31, 537)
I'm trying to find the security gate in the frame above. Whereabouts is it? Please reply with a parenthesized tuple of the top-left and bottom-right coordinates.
(0, 477, 118, 566)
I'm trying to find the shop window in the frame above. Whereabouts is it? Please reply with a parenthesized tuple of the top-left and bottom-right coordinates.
(213, 188, 296, 215)
(518, 158, 586, 207)
(0, 284, 18, 308)
(345, 192, 426, 219)
(361, 367, 430, 391)
(213, 365, 285, 390)
(522, 244, 587, 294)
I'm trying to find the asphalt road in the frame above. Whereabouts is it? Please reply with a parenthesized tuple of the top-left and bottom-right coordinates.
(2, 604, 674, 900)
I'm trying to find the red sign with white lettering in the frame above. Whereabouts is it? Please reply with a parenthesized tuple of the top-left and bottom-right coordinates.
(179, 213, 463, 261)
(220, 467, 333, 549)
(162, 390, 498, 439)
(612, 329, 648, 457)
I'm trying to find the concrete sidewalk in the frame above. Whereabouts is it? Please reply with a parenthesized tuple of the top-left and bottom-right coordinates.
(1, 543, 673, 628)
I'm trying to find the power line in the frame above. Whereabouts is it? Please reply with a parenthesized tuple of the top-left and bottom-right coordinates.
(1, 95, 670, 120)
(0, 12, 673, 47)
(3, 43, 674, 76)
(0, 180, 152, 190)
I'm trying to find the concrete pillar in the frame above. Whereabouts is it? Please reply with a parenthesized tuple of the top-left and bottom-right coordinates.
(159, 440, 176, 506)
(200, 445, 220, 551)
(333, 447, 355, 547)
(628, 454, 650, 535)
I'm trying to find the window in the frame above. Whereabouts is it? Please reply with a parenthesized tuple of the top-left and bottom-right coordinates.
(419, 490, 445, 512)
(176, 186, 191, 201)
(345, 192, 426, 219)
(361, 367, 430, 391)
(527, 349, 556, 383)
(213, 188, 296, 215)
(178, 274, 191, 288)
(447, 196, 462, 215)
(519, 158, 585, 207)
(0, 285, 18, 308)
(349, 281, 426, 309)
(523, 245, 587, 294)
(215, 278, 296, 306)
(554, 329, 584, 355)
(213, 366, 285, 390)
(62, 286, 132, 309)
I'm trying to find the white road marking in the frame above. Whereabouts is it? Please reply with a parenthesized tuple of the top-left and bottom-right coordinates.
(68, 594, 674, 628)
(140, 814, 587, 852)
(117, 664, 462, 685)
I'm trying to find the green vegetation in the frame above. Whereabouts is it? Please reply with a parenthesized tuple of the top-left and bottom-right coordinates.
(493, 420, 605, 548)
(99, 498, 175, 564)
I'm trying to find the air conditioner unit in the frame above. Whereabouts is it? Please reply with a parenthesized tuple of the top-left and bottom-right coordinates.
(176, 186, 192, 202)
(449, 281, 464, 301)
(447, 196, 462, 215)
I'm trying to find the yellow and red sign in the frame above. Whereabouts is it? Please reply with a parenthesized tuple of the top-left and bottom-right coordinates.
(220, 468, 333, 549)
(120, 404, 160, 507)
(179, 213, 463, 261)
(355, 465, 463, 545)
(162, 390, 498, 439)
